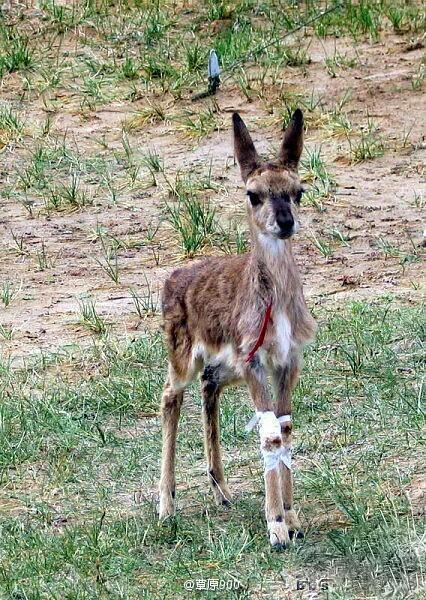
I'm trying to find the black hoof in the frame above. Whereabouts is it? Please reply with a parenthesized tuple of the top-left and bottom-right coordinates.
(221, 498, 232, 507)
(272, 542, 289, 552)
(289, 529, 304, 540)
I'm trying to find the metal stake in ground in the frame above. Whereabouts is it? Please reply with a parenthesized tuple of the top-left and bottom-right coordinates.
(192, 49, 220, 101)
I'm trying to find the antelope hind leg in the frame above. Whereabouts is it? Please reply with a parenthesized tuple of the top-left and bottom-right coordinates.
(159, 379, 184, 519)
(201, 365, 232, 506)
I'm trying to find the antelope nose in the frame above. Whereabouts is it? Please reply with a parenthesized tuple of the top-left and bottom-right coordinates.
(276, 213, 294, 237)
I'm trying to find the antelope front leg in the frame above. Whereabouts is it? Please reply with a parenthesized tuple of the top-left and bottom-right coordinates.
(245, 360, 290, 549)
(273, 359, 303, 538)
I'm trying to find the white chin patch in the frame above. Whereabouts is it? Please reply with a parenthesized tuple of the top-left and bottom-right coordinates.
(259, 233, 283, 254)
(292, 221, 300, 234)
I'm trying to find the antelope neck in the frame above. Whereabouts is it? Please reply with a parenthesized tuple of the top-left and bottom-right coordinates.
(243, 234, 297, 362)
(250, 233, 297, 303)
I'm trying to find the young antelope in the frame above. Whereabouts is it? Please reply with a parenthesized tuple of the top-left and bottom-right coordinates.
(159, 109, 316, 548)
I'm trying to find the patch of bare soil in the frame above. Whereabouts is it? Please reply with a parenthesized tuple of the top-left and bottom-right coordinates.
(406, 474, 426, 516)
(0, 33, 424, 363)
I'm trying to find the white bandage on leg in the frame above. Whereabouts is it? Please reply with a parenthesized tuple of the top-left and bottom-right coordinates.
(257, 411, 281, 442)
(245, 412, 261, 433)
(278, 414, 291, 425)
(257, 411, 281, 472)
(262, 447, 282, 471)
(245, 411, 293, 472)
(257, 411, 293, 472)
(256, 410, 281, 473)
(262, 446, 292, 471)
(246, 412, 292, 432)
(256, 411, 294, 473)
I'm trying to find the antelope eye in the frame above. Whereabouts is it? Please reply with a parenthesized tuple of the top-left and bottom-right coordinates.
(294, 188, 304, 204)
(247, 191, 262, 206)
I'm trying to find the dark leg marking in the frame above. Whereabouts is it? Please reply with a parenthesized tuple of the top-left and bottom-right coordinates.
(289, 529, 305, 540)
(201, 364, 224, 392)
(271, 542, 289, 553)
(201, 370, 233, 507)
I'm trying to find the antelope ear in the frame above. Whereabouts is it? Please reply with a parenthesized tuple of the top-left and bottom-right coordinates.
(279, 108, 304, 168)
(232, 113, 260, 182)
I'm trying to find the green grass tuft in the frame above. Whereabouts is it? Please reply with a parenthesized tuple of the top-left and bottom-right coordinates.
(0, 300, 424, 597)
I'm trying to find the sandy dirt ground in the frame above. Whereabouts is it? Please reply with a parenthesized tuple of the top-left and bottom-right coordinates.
(0, 32, 425, 363)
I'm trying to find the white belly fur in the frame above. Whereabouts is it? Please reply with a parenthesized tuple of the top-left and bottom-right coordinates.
(190, 314, 293, 382)
(191, 342, 236, 369)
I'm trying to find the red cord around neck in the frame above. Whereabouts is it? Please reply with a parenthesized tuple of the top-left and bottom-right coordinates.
(245, 301, 273, 363)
